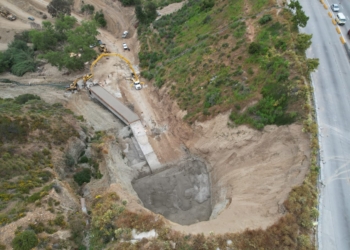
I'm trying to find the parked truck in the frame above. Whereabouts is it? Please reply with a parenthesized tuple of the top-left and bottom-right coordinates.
(0, 8, 16, 21)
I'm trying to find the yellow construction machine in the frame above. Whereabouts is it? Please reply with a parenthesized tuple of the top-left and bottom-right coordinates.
(89, 53, 142, 89)
(67, 52, 142, 91)
(99, 44, 108, 53)
(66, 74, 93, 91)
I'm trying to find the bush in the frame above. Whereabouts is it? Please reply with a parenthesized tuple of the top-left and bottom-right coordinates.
(73, 169, 92, 186)
(54, 214, 66, 227)
(81, 4, 95, 14)
(14, 94, 40, 105)
(79, 156, 89, 164)
(12, 230, 38, 250)
(248, 42, 262, 54)
(94, 11, 107, 27)
(259, 15, 272, 25)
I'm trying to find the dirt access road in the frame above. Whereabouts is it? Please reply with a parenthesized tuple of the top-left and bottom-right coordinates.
(0, 0, 311, 235)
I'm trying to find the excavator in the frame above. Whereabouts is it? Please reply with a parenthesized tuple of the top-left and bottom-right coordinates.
(67, 53, 142, 91)
(66, 74, 93, 91)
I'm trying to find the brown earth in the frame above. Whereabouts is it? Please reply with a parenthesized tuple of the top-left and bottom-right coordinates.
(0, 0, 310, 241)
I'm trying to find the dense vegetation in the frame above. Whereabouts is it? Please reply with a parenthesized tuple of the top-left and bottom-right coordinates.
(0, 15, 99, 76)
(0, 95, 79, 226)
(0, 40, 36, 76)
(0, 95, 107, 249)
(137, 0, 318, 129)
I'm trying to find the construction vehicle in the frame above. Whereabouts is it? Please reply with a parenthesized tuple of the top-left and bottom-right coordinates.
(68, 52, 142, 92)
(0, 8, 16, 21)
(99, 44, 108, 53)
(89, 53, 142, 90)
(66, 74, 93, 91)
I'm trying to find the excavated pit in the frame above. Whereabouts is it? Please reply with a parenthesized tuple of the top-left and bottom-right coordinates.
(132, 158, 212, 225)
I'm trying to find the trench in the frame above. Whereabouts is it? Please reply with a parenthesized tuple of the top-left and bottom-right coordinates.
(132, 158, 212, 225)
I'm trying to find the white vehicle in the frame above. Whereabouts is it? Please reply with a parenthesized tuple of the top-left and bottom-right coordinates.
(331, 4, 340, 12)
(336, 12, 346, 26)
(123, 43, 128, 50)
(134, 81, 142, 90)
(122, 31, 128, 38)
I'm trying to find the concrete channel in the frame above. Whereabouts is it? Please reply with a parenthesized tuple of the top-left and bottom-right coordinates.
(89, 85, 161, 172)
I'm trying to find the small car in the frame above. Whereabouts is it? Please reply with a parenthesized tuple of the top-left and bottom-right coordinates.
(331, 4, 340, 12)
(336, 12, 346, 25)
(123, 43, 129, 50)
(28, 17, 35, 21)
(122, 31, 128, 38)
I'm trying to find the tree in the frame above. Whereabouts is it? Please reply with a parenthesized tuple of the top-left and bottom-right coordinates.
(12, 230, 38, 250)
(94, 11, 107, 27)
(47, 0, 73, 17)
(0, 40, 36, 76)
(29, 21, 58, 51)
(42, 20, 98, 70)
(56, 14, 77, 31)
(73, 168, 92, 186)
(296, 33, 312, 53)
(288, 0, 309, 28)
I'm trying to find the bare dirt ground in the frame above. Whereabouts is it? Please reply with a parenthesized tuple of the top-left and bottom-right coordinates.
(0, 0, 311, 238)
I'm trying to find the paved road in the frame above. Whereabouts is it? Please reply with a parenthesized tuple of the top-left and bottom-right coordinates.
(300, 1, 350, 249)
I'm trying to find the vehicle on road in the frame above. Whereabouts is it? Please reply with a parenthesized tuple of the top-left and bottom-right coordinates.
(122, 31, 128, 38)
(331, 4, 340, 12)
(28, 17, 35, 21)
(336, 13, 346, 25)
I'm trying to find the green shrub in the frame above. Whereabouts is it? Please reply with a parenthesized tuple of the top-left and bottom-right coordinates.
(119, 0, 137, 6)
(79, 156, 89, 164)
(248, 42, 262, 54)
(94, 11, 107, 27)
(54, 214, 66, 227)
(74, 169, 92, 186)
(12, 230, 38, 250)
(81, 4, 95, 14)
(259, 15, 272, 25)
(200, 0, 215, 11)
(205, 88, 221, 108)
(14, 94, 41, 105)
(28, 222, 45, 233)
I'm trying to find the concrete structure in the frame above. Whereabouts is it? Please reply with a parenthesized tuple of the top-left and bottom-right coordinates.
(89, 85, 161, 172)
(90, 85, 139, 125)
(130, 121, 161, 172)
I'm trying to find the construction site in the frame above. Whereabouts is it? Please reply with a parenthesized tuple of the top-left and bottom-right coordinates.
(0, 0, 312, 245)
